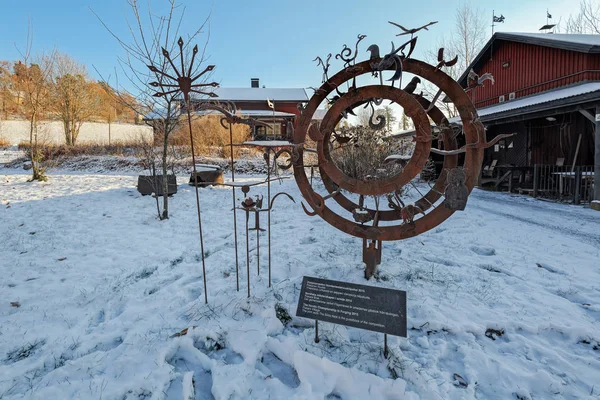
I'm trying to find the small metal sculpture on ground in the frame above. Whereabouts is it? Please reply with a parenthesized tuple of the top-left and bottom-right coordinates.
(233, 181, 295, 297)
(238, 141, 296, 289)
(292, 22, 510, 279)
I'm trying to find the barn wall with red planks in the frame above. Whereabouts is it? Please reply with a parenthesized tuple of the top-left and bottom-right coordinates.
(467, 41, 600, 109)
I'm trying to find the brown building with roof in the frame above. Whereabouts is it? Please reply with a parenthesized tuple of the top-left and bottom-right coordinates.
(190, 78, 309, 141)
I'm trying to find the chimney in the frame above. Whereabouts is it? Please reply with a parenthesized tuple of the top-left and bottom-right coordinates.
(251, 78, 259, 88)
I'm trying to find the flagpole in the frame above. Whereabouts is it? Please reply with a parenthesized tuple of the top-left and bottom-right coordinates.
(492, 10, 495, 36)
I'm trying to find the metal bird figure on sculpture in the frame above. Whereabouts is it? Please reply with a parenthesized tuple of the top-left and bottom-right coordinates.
(435, 48, 458, 70)
(403, 77, 421, 94)
(466, 69, 495, 92)
(367, 43, 403, 85)
(388, 21, 438, 38)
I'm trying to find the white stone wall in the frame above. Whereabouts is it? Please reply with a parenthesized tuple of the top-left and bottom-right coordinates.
(0, 120, 153, 146)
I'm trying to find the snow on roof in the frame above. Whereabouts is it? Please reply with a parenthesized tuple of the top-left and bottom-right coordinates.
(388, 129, 417, 138)
(205, 87, 309, 102)
(194, 109, 296, 118)
(450, 82, 600, 123)
(500, 32, 600, 48)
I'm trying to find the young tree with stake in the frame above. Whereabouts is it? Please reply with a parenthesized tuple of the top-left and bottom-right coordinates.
(93, 0, 212, 220)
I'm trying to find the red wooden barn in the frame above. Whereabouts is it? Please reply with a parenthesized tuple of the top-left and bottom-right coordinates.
(456, 33, 600, 204)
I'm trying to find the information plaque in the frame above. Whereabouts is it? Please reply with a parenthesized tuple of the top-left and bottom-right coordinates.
(296, 276, 407, 337)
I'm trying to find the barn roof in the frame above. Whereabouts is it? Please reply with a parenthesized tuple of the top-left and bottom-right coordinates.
(449, 82, 600, 124)
(458, 32, 600, 86)
(197, 87, 309, 102)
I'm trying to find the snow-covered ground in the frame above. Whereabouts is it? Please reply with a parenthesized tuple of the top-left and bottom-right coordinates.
(1, 167, 599, 400)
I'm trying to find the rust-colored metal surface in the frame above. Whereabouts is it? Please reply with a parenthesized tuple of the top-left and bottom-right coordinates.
(292, 23, 505, 257)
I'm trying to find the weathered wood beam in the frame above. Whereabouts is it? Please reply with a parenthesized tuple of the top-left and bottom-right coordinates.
(579, 109, 595, 124)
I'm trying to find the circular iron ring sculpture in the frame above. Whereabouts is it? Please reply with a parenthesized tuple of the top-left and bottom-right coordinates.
(293, 58, 486, 241)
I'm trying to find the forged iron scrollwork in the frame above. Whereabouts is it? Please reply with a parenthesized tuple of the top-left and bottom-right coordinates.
(368, 101, 386, 130)
(313, 53, 332, 84)
(336, 34, 367, 68)
(149, 38, 218, 101)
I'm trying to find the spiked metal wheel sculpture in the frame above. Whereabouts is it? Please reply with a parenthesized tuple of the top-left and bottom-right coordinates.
(148, 38, 219, 304)
(292, 22, 512, 279)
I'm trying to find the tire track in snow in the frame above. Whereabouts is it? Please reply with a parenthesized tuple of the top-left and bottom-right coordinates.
(469, 203, 600, 247)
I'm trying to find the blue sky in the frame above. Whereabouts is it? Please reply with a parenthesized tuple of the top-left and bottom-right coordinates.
(0, 0, 579, 93)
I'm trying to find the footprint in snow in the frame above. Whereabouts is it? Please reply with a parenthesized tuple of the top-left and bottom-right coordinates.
(165, 346, 216, 400)
(258, 352, 300, 388)
(470, 246, 496, 256)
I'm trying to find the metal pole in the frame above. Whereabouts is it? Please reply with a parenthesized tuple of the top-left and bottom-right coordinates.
(314, 320, 320, 343)
(186, 103, 208, 304)
(267, 150, 272, 287)
(246, 210, 250, 298)
(384, 334, 389, 359)
(595, 105, 600, 201)
(256, 211, 260, 276)
(229, 124, 239, 292)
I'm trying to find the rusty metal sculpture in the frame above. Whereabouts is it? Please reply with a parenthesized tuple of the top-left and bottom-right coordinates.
(149, 38, 274, 302)
(292, 22, 507, 278)
(226, 180, 295, 297)
(148, 38, 218, 304)
(240, 142, 296, 289)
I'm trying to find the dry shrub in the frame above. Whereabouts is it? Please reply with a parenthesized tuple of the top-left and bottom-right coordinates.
(17, 141, 147, 160)
(330, 125, 404, 181)
(0, 136, 9, 148)
(171, 115, 251, 158)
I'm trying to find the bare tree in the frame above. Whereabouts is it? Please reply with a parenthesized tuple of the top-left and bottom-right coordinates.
(52, 52, 96, 146)
(93, 0, 211, 220)
(0, 61, 13, 120)
(564, 0, 600, 33)
(14, 24, 56, 181)
(454, 3, 486, 73)
(381, 105, 397, 133)
(356, 107, 371, 127)
(424, 2, 487, 117)
(95, 82, 117, 144)
(400, 111, 413, 131)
